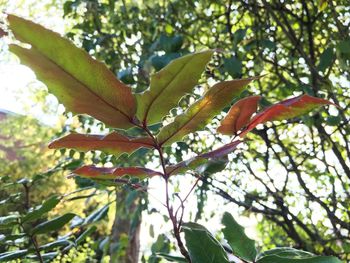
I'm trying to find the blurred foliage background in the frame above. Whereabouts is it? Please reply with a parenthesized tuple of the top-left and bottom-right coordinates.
(1, 0, 350, 262)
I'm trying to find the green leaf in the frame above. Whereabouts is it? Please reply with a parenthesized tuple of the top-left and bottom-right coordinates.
(76, 226, 97, 245)
(256, 247, 342, 263)
(22, 195, 61, 223)
(0, 214, 19, 225)
(156, 253, 187, 262)
(31, 213, 75, 235)
(318, 0, 328, 11)
(317, 47, 334, 72)
(337, 40, 350, 54)
(260, 39, 276, 50)
(136, 50, 213, 125)
(151, 234, 170, 255)
(8, 15, 136, 129)
(182, 222, 230, 263)
(326, 115, 341, 126)
(233, 28, 247, 46)
(117, 68, 135, 84)
(158, 34, 184, 52)
(0, 250, 28, 262)
(84, 204, 109, 225)
(150, 53, 182, 71)
(27, 252, 58, 261)
(39, 239, 72, 251)
(224, 57, 242, 78)
(157, 78, 255, 145)
(0, 234, 26, 243)
(222, 212, 257, 261)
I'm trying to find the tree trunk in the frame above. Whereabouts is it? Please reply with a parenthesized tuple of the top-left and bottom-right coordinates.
(110, 188, 141, 263)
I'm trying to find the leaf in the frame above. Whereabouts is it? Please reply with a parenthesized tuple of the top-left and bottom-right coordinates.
(317, 47, 334, 72)
(337, 40, 350, 54)
(224, 57, 242, 78)
(221, 212, 257, 261)
(318, 0, 328, 11)
(240, 94, 335, 137)
(166, 141, 241, 175)
(0, 234, 26, 243)
(158, 34, 184, 53)
(0, 214, 19, 225)
(156, 253, 187, 262)
(39, 240, 72, 251)
(256, 247, 342, 263)
(31, 213, 75, 235)
(22, 195, 61, 223)
(8, 15, 136, 129)
(0, 250, 28, 262)
(218, 96, 261, 135)
(84, 204, 109, 225)
(27, 252, 58, 261)
(136, 50, 213, 125)
(157, 78, 255, 145)
(151, 53, 182, 71)
(261, 39, 277, 50)
(49, 132, 154, 157)
(72, 165, 162, 180)
(76, 226, 97, 245)
(182, 222, 230, 263)
(117, 68, 135, 84)
(233, 29, 247, 46)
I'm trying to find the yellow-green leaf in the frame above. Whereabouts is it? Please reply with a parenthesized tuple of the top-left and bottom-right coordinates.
(136, 50, 213, 125)
(8, 15, 136, 129)
(157, 78, 256, 145)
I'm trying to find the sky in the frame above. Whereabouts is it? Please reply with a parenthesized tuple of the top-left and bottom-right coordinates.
(0, 0, 65, 121)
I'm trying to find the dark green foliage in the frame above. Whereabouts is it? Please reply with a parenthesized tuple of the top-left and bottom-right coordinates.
(182, 222, 229, 263)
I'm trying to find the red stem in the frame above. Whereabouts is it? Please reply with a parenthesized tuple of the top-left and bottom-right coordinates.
(133, 121, 192, 262)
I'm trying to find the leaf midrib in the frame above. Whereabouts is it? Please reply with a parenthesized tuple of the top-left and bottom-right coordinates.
(143, 55, 198, 123)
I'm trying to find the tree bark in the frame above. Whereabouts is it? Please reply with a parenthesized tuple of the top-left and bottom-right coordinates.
(110, 188, 141, 263)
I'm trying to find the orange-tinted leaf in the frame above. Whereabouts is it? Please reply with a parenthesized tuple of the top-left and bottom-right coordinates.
(157, 78, 257, 145)
(240, 94, 335, 137)
(8, 15, 136, 129)
(218, 96, 261, 135)
(72, 165, 162, 180)
(166, 141, 241, 175)
(49, 132, 154, 156)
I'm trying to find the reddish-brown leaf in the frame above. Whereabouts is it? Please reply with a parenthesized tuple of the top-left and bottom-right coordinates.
(166, 140, 241, 175)
(240, 94, 335, 137)
(71, 165, 162, 180)
(49, 132, 154, 156)
(217, 96, 261, 135)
